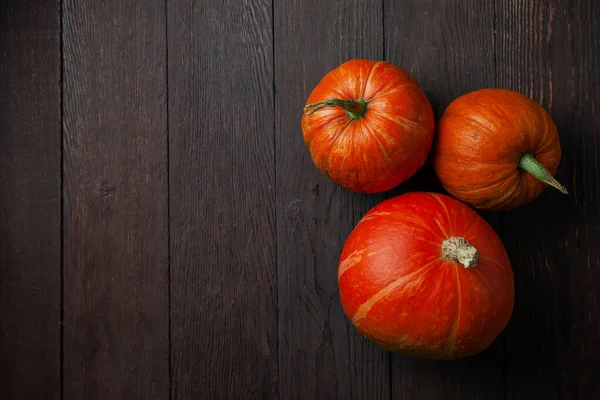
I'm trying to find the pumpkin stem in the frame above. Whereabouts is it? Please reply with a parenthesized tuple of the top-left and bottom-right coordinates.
(441, 237, 478, 268)
(304, 98, 368, 120)
(518, 152, 568, 194)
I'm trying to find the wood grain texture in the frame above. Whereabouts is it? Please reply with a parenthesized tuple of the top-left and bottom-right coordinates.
(0, 1, 61, 399)
(275, 1, 390, 399)
(168, 1, 277, 398)
(496, 1, 600, 398)
(385, 1, 505, 399)
(62, 1, 169, 398)
(2, 0, 599, 398)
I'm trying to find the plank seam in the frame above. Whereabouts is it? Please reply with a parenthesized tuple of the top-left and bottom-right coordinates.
(493, 0, 498, 87)
(59, 1, 65, 399)
(272, 0, 279, 398)
(165, 0, 172, 398)
(382, 0, 386, 61)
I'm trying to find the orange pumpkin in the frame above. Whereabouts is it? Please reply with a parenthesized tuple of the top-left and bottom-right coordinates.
(433, 88, 567, 211)
(338, 192, 514, 359)
(301, 59, 435, 193)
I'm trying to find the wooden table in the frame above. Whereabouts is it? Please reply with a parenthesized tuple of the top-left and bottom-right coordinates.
(1, 1, 599, 399)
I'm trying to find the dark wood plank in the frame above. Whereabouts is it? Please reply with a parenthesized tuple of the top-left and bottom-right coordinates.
(62, 1, 169, 398)
(168, 2, 277, 398)
(384, 1, 505, 399)
(0, 1, 61, 399)
(275, 1, 390, 399)
(496, 1, 600, 398)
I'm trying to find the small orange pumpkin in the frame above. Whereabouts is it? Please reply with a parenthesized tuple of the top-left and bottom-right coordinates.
(433, 89, 567, 211)
(301, 59, 435, 193)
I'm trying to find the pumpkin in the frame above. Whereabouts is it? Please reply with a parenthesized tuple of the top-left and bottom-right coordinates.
(301, 59, 435, 193)
(338, 192, 514, 360)
(432, 88, 567, 211)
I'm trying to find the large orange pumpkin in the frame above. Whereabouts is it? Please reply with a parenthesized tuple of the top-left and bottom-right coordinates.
(338, 192, 514, 360)
(433, 88, 567, 211)
(301, 59, 434, 193)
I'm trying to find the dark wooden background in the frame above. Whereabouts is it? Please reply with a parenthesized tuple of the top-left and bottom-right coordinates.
(1, 0, 598, 399)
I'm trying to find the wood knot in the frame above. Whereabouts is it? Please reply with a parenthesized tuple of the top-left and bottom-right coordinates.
(286, 200, 302, 220)
(96, 181, 112, 197)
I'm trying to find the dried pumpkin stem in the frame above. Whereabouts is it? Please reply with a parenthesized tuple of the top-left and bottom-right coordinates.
(518, 152, 568, 194)
(304, 98, 368, 120)
(442, 237, 478, 268)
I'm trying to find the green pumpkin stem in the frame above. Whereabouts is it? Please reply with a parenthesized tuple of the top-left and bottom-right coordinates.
(304, 98, 368, 120)
(518, 152, 568, 194)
